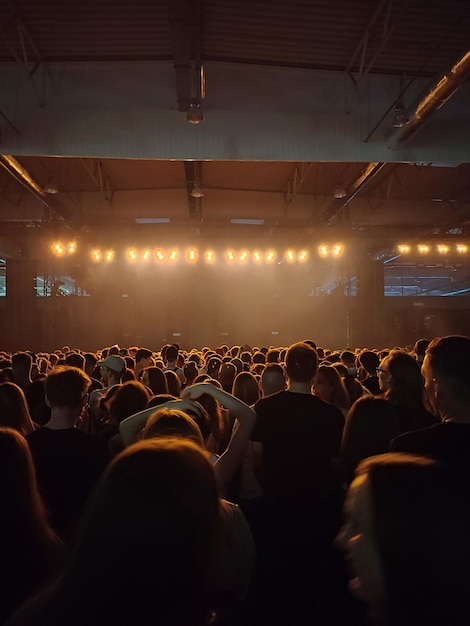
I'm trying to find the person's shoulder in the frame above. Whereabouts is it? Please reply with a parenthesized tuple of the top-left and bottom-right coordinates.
(391, 422, 443, 450)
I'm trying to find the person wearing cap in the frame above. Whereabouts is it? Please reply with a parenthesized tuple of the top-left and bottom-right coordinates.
(88, 355, 126, 427)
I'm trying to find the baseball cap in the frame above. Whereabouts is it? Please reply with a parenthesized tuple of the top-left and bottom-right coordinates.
(97, 355, 126, 373)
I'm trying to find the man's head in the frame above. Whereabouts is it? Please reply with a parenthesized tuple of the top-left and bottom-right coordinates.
(285, 342, 318, 385)
(165, 345, 179, 364)
(135, 348, 153, 368)
(97, 355, 126, 384)
(45, 366, 90, 410)
(422, 335, 470, 417)
(261, 363, 287, 397)
(359, 350, 380, 376)
(11, 352, 33, 377)
(64, 352, 86, 371)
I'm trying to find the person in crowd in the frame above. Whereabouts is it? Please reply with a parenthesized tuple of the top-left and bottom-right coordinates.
(314, 364, 351, 415)
(11, 352, 34, 394)
(391, 335, 470, 476)
(357, 350, 381, 395)
(0, 382, 36, 435)
(133, 347, 153, 381)
(341, 349, 437, 483)
(337, 452, 470, 626)
(141, 365, 169, 395)
(8, 438, 222, 626)
(250, 342, 348, 625)
(163, 344, 186, 384)
(259, 362, 286, 397)
(165, 368, 182, 397)
(183, 360, 199, 387)
(218, 362, 237, 393)
(87, 354, 126, 425)
(120, 381, 256, 496)
(412, 337, 430, 367)
(0, 428, 65, 624)
(26, 367, 109, 541)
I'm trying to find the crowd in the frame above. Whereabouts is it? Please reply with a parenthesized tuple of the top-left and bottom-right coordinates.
(0, 335, 470, 625)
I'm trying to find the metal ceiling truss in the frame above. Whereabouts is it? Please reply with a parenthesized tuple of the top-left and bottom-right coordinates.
(284, 163, 313, 204)
(80, 159, 115, 204)
(0, 0, 50, 107)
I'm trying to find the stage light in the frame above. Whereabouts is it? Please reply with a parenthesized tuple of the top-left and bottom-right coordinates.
(253, 250, 263, 264)
(331, 244, 343, 258)
(187, 248, 198, 263)
(318, 244, 329, 258)
(298, 249, 309, 263)
(418, 244, 430, 254)
(456, 244, 468, 254)
(204, 249, 216, 264)
(398, 244, 411, 254)
(105, 250, 115, 263)
(155, 248, 165, 262)
(127, 248, 138, 262)
(285, 249, 296, 263)
(265, 249, 277, 264)
(225, 249, 236, 263)
(67, 241, 77, 254)
(91, 249, 102, 262)
(52, 242, 65, 256)
(239, 249, 249, 264)
(437, 244, 449, 255)
(140, 249, 151, 262)
(168, 248, 179, 263)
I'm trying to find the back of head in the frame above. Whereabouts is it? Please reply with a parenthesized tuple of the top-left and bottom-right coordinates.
(261, 363, 286, 397)
(165, 345, 179, 363)
(359, 350, 380, 375)
(232, 371, 260, 406)
(341, 350, 356, 368)
(144, 366, 169, 395)
(357, 453, 470, 625)
(285, 342, 318, 384)
(0, 427, 48, 536)
(64, 352, 85, 370)
(143, 407, 205, 448)
(135, 347, 153, 363)
(218, 362, 236, 388)
(60, 438, 219, 625)
(164, 369, 181, 397)
(0, 382, 35, 435)
(45, 366, 91, 409)
(385, 350, 425, 406)
(11, 351, 32, 375)
(413, 338, 430, 359)
(425, 335, 470, 404)
(108, 381, 151, 424)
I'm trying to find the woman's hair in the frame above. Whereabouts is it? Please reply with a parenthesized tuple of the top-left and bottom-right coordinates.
(143, 366, 169, 395)
(107, 381, 151, 425)
(0, 428, 59, 622)
(232, 371, 260, 407)
(183, 361, 199, 386)
(356, 453, 470, 626)
(383, 350, 426, 406)
(316, 365, 350, 410)
(44, 438, 219, 625)
(164, 369, 181, 397)
(0, 382, 36, 435)
(143, 407, 205, 448)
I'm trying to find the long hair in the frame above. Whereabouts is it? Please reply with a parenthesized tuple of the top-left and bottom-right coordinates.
(0, 428, 60, 623)
(0, 382, 36, 435)
(315, 365, 350, 410)
(357, 453, 470, 626)
(142, 366, 169, 395)
(25, 439, 219, 626)
(232, 371, 260, 406)
(383, 350, 426, 406)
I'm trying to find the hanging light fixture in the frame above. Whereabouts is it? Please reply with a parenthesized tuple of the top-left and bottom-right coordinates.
(391, 101, 408, 128)
(187, 100, 204, 124)
(190, 184, 204, 198)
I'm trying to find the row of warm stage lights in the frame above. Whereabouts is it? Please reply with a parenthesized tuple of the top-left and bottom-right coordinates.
(51, 243, 345, 263)
(398, 243, 469, 255)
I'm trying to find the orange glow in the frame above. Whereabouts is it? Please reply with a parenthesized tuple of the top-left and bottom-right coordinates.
(225, 249, 236, 263)
(298, 249, 309, 263)
(155, 248, 165, 262)
(418, 244, 430, 254)
(318, 244, 329, 258)
(398, 244, 411, 254)
(253, 250, 263, 263)
(168, 248, 178, 262)
(104, 250, 115, 263)
(331, 244, 343, 258)
(127, 248, 138, 262)
(285, 249, 296, 263)
(91, 249, 102, 262)
(187, 248, 198, 263)
(265, 249, 277, 264)
(204, 249, 215, 264)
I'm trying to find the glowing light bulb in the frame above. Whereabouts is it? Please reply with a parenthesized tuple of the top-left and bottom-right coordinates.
(187, 248, 198, 263)
(265, 249, 277, 264)
(91, 249, 102, 262)
(298, 249, 309, 263)
(285, 249, 296, 263)
(456, 244, 468, 254)
(168, 248, 178, 262)
(239, 249, 249, 263)
(437, 244, 449, 255)
(155, 248, 165, 262)
(105, 250, 115, 263)
(142, 249, 151, 262)
(398, 244, 411, 254)
(253, 250, 262, 263)
(225, 249, 236, 263)
(127, 248, 138, 262)
(318, 244, 329, 258)
(331, 244, 343, 258)
(204, 249, 215, 264)
(418, 244, 430, 254)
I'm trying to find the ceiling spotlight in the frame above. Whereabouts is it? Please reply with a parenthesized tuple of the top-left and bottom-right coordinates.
(190, 184, 204, 198)
(186, 101, 204, 124)
(318, 244, 329, 258)
(333, 185, 347, 199)
(398, 244, 411, 254)
(391, 101, 408, 128)
(418, 244, 430, 254)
